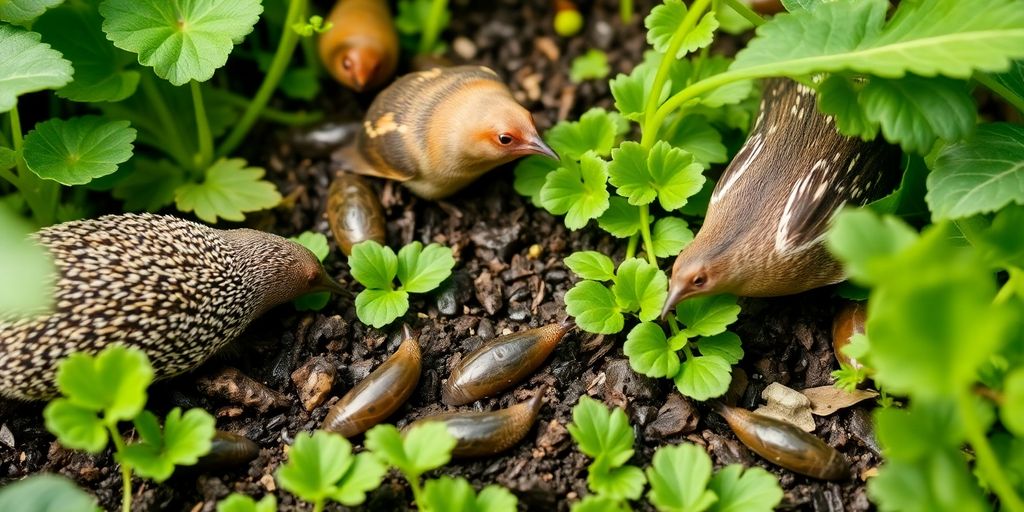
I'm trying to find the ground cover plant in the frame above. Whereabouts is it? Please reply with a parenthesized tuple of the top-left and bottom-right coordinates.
(1, 0, 1024, 510)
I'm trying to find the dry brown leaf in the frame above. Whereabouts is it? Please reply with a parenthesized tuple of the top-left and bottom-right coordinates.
(802, 385, 878, 416)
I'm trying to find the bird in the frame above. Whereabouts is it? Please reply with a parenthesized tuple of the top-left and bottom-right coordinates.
(318, 0, 399, 92)
(337, 65, 558, 199)
(662, 78, 900, 317)
(0, 213, 345, 401)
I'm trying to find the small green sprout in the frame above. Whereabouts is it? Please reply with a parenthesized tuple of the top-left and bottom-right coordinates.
(0, 473, 100, 512)
(289, 231, 332, 311)
(420, 476, 518, 512)
(216, 494, 277, 512)
(292, 15, 332, 37)
(570, 49, 611, 83)
(349, 240, 455, 328)
(42, 345, 216, 512)
(276, 431, 386, 512)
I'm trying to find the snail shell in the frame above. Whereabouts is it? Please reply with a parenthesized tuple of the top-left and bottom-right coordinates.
(326, 172, 386, 255)
(442, 322, 571, 406)
(832, 301, 866, 370)
(322, 326, 421, 437)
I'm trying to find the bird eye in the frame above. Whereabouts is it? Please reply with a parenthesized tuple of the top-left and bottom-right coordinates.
(692, 274, 706, 288)
(342, 57, 353, 70)
(498, 133, 514, 145)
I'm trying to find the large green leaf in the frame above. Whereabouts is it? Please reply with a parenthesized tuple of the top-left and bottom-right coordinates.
(926, 123, 1024, 220)
(22, 116, 136, 186)
(540, 151, 611, 230)
(0, 474, 99, 512)
(0, 24, 73, 112)
(174, 158, 281, 223)
(0, 0, 62, 25)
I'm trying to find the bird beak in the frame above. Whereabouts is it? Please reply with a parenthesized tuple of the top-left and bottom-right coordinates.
(660, 280, 687, 321)
(313, 267, 346, 295)
(524, 135, 559, 160)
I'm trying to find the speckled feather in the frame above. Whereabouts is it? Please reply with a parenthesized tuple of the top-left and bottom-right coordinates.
(0, 214, 326, 400)
(678, 78, 900, 297)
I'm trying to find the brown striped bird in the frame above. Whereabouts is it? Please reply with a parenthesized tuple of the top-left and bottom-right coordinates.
(662, 78, 900, 317)
(318, 0, 399, 92)
(338, 65, 557, 199)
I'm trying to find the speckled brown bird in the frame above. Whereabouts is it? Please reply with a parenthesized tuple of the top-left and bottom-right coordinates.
(339, 65, 557, 199)
(662, 78, 899, 316)
(0, 214, 344, 401)
(318, 0, 399, 92)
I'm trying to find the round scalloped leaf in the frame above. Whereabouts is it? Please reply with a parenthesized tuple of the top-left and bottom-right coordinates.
(23, 116, 136, 186)
(174, 158, 281, 223)
(0, 0, 62, 25)
(624, 322, 680, 378)
(355, 289, 409, 328)
(0, 24, 73, 113)
(565, 280, 624, 335)
(99, 0, 263, 85)
(674, 354, 731, 401)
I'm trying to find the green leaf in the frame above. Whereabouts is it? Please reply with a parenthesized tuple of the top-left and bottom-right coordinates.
(733, 0, 1024, 80)
(610, 62, 669, 122)
(0, 474, 99, 512)
(290, 232, 329, 262)
(608, 142, 656, 206)
(674, 355, 731, 401)
(174, 158, 281, 223)
(571, 49, 610, 83)
(54, 345, 153, 421)
(707, 465, 782, 512)
(868, 439, 988, 512)
(608, 141, 705, 210)
(571, 495, 631, 512)
(651, 217, 694, 258)
(816, 75, 876, 139)
(35, 4, 140, 102)
(514, 155, 559, 207)
(216, 494, 277, 512)
(349, 240, 398, 290)
(0, 0, 62, 25)
(111, 157, 186, 212)
(42, 400, 108, 453)
(546, 109, 623, 160)
(646, 444, 718, 512)
(396, 242, 455, 293)
(696, 332, 743, 365)
(355, 289, 409, 328)
(926, 123, 1024, 220)
(565, 281, 624, 335)
(826, 209, 918, 284)
(1002, 368, 1024, 437)
(565, 251, 616, 281)
(567, 396, 635, 467)
(421, 477, 518, 512)
(22, 116, 136, 186)
(0, 24, 73, 113)
(675, 294, 740, 337)
(612, 258, 668, 322)
(365, 422, 457, 480)
(861, 75, 975, 154)
(666, 117, 728, 167)
(277, 431, 385, 506)
(589, 461, 647, 501)
(646, 0, 718, 59)
(984, 59, 1024, 112)
(99, 0, 263, 85)
(624, 322, 680, 378)
(597, 197, 642, 238)
(973, 205, 1024, 269)
(540, 151, 610, 230)
(0, 205, 56, 318)
(119, 408, 216, 482)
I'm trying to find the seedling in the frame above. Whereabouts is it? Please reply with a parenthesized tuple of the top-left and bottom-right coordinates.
(42, 346, 216, 512)
(570, 50, 611, 83)
(348, 240, 455, 328)
(289, 231, 332, 311)
(567, 396, 783, 511)
(217, 494, 277, 512)
(276, 431, 386, 512)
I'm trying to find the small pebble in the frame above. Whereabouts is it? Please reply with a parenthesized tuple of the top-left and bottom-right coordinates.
(291, 356, 336, 412)
(0, 424, 14, 449)
(453, 36, 477, 60)
(646, 394, 699, 438)
(754, 382, 816, 432)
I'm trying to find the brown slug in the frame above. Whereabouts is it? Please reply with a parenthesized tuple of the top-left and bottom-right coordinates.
(442, 322, 571, 406)
(409, 386, 547, 458)
(318, 0, 399, 92)
(714, 402, 851, 480)
(750, 0, 785, 15)
(338, 65, 557, 199)
(832, 301, 866, 370)
(195, 431, 259, 470)
(322, 326, 421, 437)
(326, 172, 386, 255)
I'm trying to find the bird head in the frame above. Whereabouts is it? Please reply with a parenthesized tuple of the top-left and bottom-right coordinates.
(333, 45, 383, 92)
(464, 103, 558, 167)
(661, 258, 718, 320)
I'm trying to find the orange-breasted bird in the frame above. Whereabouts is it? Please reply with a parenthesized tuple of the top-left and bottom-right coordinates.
(339, 65, 558, 199)
(318, 0, 399, 92)
(662, 78, 900, 317)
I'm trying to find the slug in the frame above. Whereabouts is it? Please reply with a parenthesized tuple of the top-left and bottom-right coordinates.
(408, 386, 547, 458)
(322, 326, 421, 437)
(442, 321, 571, 406)
(195, 431, 259, 471)
(326, 172, 387, 256)
(714, 402, 851, 480)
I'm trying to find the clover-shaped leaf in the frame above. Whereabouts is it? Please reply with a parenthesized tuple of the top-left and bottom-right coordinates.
(608, 141, 704, 210)
(100, 0, 263, 85)
(546, 108, 625, 160)
(588, 460, 647, 502)
(696, 332, 743, 365)
(646, 0, 718, 59)
(708, 464, 783, 512)
(514, 155, 560, 207)
(646, 443, 718, 512)
(540, 151, 611, 230)
(54, 345, 153, 421)
(652, 217, 694, 258)
(675, 294, 740, 337)
(612, 258, 668, 321)
(396, 242, 455, 293)
(23, 116, 136, 186)
(277, 431, 386, 507)
(119, 408, 216, 482)
(567, 396, 635, 467)
(565, 280, 623, 334)
(174, 158, 282, 223)
(597, 197, 642, 238)
(421, 477, 518, 512)
(624, 322, 682, 378)
(354, 289, 409, 328)
(565, 251, 615, 281)
(674, 355, 731, 401)
(610, 61, 670, 122)
(0, 25, 73, 113)
(570, 49, 610, 83)
(350, 241, 398, 290)
(365, 422, 457, 481)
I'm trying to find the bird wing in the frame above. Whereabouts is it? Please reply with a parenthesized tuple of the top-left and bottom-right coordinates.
(334, 143, 414, 182)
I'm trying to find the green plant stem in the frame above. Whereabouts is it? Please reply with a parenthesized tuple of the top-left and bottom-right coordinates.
(312, 499, 324, 512)
(190, 81, 214, 170)
(620, 0, 633, 24)
(408, 476, 424, 508)
(641, 0, 713, 147)
(638, 205, 658, 265)
(975, 72, 1024, 114)
(681, 342, 695, 360)
(9, 105, 57, 226)
(216, 0, 307, 159)
(667, 316, 681, 335)
(419, 0, 448, 56)
(956, 391, 1024, 512)
(139, 73, 192, 170)
(216, 91, 324, 125)
(722, 0, 766, 27)
(106, 424, 132, 512)
(626, 233, 639, 259)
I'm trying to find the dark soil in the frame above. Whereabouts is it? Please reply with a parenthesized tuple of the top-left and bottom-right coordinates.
(0, 0, 881, 510)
